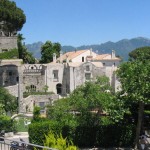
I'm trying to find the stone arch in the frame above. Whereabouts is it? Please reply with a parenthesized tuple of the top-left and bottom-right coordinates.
(56, 83, 62, 94)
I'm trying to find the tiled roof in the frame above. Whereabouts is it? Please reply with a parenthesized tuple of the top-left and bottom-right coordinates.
(94, 54, 121, 60)
(57, 50, 89, 61)
(94, 54, 110, 60)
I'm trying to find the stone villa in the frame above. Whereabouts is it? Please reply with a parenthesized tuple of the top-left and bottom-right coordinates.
(0, 49, 121, 113)
(0, 36, 121, 114)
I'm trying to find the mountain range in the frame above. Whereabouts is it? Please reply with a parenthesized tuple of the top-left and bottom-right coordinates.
(26, 37, 150, 60)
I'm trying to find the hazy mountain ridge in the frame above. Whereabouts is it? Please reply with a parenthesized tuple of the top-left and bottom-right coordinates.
(26, 37, 150, 60)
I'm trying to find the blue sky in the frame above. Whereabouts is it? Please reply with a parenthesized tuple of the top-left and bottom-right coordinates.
(14, 0, 150, 46)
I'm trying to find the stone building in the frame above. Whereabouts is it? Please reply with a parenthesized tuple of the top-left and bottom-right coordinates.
(0, 49, 121, 113)
(0, 36, 17, 52)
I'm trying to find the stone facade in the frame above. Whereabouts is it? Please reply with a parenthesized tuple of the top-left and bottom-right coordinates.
(0, 49, 121, 113)
(0, 36, 17, 52)
(23, 94, 59, 113)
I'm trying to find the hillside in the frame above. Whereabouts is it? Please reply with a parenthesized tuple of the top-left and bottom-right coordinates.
(26, 37, 150, 60)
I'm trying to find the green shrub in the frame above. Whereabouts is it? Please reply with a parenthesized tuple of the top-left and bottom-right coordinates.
(0, 115, 16, 132)
(0, 49, 19, 59)
(29, 121, 135, 148)
(43, 131, 78, 150)
(28, 121, 62, 145)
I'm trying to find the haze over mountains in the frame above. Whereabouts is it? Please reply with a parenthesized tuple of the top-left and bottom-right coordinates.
(26, 37, 150, 60)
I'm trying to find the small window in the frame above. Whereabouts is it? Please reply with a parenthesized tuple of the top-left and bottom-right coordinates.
(9, 72, 12, 76)
(53, 70, 58, 80)
(103, 63, 105, 66)
(82, 57, 84, 62)
(85, 73, 91, 80)
(86, 66, 90, 71)
(16, 77, 19, 82)
(2, 49, 8, 52)
(114, 63, 115, 66)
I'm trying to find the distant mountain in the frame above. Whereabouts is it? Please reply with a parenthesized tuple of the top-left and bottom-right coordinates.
(26, 37, 150, 60)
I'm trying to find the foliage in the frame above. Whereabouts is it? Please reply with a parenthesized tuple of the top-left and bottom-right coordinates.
(28, 121, 61, 145)
(0, 104, 5, 115)
(47, 76, 126, 126)
(29, 121, 135, 148)
(23, 91, 54, 98)
(0, 87, 17, 114)
(40, 41, 61, 63)
(117, 46, 150, 148)
(0, 48, 18, 59)
(14, 117, 29, 132)
(33, 106, 41, 121)
(0, 0, 26, 35)
(43, 85, 49, 93)
(68, 77, 117, 126)
(0, 115, 15, 132)
(129, 46, 150, 61)
(47, 98, 77, 127)
(17, 34, 36, 64)
(74, 124, 135, 148)
(117, 47, 150, 104)
(43, 131, 78, 150)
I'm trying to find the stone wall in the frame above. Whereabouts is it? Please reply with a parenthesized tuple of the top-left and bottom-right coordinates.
(0, 36, 17, 52)
(23, 94, 59, 113)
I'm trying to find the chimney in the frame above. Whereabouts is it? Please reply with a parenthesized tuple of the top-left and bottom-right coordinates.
(66, 54, 69, 63)
(90, 48, 92, 56)
(111, 50, 115, 59)
(59, 51, 63, 63)
(53, 53, 56, 62)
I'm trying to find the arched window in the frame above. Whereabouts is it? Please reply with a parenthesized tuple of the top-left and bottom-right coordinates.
(30, 85, 36, 92)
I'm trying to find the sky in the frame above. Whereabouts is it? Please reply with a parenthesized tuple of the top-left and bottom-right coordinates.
(13, 0, 150, 47)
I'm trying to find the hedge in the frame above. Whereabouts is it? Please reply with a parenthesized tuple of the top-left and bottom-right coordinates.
(0, 115, 15, 132)
(28, 120, 62, 145)
(28, 121, 136, 148)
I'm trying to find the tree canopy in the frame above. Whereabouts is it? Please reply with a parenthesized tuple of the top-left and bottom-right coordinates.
(40, 41, 61, 63)
(0, 0, 26, 36)
(117, 46, 150, 148)
(47, 76, 124, 127)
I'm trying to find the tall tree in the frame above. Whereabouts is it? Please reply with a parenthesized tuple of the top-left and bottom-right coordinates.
(17, 34, 35, 64)
(117, 47, 150, 148)
(40, 41, 61, 63)
(0, 0, 26, 36)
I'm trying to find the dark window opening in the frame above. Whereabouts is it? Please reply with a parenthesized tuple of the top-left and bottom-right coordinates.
(9, 72, 12, 76)
(16, 77, 19, 82)
(103, 63, 105, 66)
(82, 57, 84, 62)
(30, 85, 36, 92)
(56, 83, 62, 94)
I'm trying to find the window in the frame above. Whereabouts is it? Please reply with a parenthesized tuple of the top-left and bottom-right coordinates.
(30, 85, 36, 92)
(103, 63, 105, 66)
(53, 70, 58, 81)
(2, 49, 8, 52)
(16, 77, 19, 82)
(9, 71, 12, 76)
(39, 102, 45, 113)
(82, 57, 84, 62)
(86, 66, 90, 71)
(85, 73, 91, 80)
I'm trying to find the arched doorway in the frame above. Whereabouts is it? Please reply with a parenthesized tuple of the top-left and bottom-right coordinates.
(56, 83, 62, 94)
